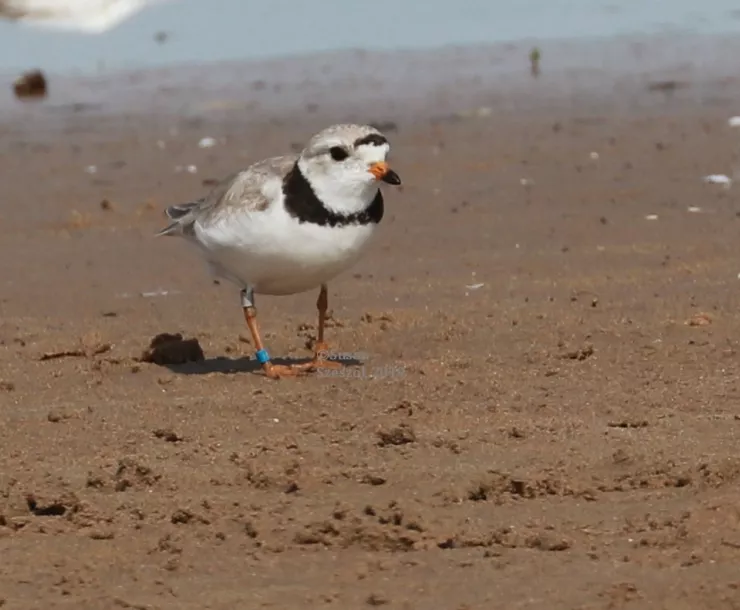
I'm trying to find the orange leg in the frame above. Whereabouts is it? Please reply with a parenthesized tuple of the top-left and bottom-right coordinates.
(241, 288, 300, 380)
(292, 284, 342, 371)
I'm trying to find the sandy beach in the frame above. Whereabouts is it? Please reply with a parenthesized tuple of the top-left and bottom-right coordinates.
(2, 33, 740, 609)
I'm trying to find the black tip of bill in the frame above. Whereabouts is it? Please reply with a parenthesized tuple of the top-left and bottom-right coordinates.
(382, 169, 402, 186)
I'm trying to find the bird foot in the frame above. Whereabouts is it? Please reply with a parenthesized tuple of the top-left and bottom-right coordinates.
(311, 341, 344, 370)
(259, 343, 346, 379)
(294, 358, 343, 372)
(262, 363, 305, 379)
(290, 342, 344, 372)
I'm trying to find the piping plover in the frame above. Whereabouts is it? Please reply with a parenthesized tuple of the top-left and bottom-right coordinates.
(157, 123, 401, 379)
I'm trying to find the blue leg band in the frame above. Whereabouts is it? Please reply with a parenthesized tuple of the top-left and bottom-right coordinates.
(255, 349, 270, 364)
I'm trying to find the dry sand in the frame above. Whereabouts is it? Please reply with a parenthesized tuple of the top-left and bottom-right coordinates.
(2, 36, 740, 609)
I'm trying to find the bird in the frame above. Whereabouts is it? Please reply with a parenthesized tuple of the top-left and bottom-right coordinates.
(156, 123, 402, 379)
(0, 0, 172, 33)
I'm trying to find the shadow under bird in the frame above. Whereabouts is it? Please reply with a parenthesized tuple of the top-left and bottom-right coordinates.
(156, 123, 402, 379)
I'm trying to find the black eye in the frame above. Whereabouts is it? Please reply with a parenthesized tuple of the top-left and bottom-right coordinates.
(329, 146, 349, 161)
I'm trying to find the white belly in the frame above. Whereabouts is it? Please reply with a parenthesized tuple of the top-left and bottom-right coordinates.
(193, 205, 378, 295)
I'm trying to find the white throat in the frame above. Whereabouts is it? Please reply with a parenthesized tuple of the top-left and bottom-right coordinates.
(298, 157, 380, 216)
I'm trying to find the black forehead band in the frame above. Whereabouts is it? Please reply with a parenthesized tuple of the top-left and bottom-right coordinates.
(353, 133, 388, 148)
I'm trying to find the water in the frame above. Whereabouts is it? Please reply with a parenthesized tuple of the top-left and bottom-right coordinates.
(1, 0, 740, 75)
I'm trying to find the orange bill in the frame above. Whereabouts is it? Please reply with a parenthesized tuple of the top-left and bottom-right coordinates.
(368, 162, 402, 185)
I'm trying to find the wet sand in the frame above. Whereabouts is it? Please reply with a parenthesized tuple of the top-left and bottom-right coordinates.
(3, 36, 740, 609)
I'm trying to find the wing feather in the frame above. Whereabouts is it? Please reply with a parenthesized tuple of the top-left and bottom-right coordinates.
(155, 155, 298, 237)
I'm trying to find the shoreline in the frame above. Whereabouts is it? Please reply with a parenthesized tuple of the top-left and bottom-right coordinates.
(2, 32, 740, 129)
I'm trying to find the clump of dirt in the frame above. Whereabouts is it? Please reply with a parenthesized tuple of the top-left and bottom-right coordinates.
(467, 470, 579, 502)
(559, 344, 595, 360)
(112, 457, 161, 492)
(451, 524, 572, 552)
(686, 312, 712, 326)
(171, 508, 210, 525)
(361, 312, 394, 324)
(153, 428, 184, 443)
(377, 424, 416, 447)
(13, 70, 47, 100)
(595, 461, 692, 492)
(140, 333, 205, 365)
(294, 502, 425, 551)
(25, 492, 80, 517)
(697, 458, 740, 487)
(361, 312, 394, 331)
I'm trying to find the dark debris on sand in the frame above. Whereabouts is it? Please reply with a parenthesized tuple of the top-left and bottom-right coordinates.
(140, 333, 205, 365)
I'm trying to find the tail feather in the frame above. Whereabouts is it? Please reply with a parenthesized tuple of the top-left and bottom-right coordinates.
(155, 200, 201, 237)
(155, 220, 181, 237)
(165, 200, 200, 219)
